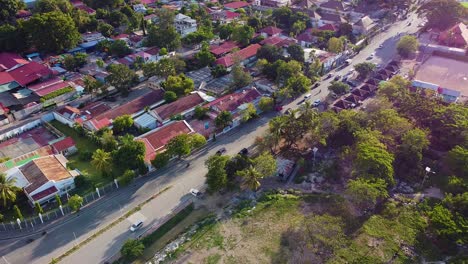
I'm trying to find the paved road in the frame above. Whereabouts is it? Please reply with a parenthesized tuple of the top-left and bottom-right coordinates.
(0, 12, 424, 264)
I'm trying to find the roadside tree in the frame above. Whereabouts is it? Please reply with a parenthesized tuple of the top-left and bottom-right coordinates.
(418, 0, 467, 30)
(241, 103, 258, 122)
(354, 62, 376, 79)
(151, 152, 171, 169)
(0, 173, 19, 207)
(205, 155, 230, 192)
(258, 97, 274, 112)
(121, 239, 144, 260)
(397, 36, 419, 57)
(328, 81, 349, 95)
(215, 111, 233, 129)
(68, 194, 83, 212)
(327, 37, 343, 53)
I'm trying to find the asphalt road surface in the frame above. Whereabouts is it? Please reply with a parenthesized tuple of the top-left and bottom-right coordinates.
(0, 12, 423, 264)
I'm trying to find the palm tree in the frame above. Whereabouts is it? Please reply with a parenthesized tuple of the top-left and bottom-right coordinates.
(0, 173, 19, 207)
(237, 167, 262, 191)
(91, 149, 112, 176)
(268, 116, 286, 151)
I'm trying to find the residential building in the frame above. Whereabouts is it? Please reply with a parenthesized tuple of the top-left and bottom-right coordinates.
(304, 48, 341, 72)
(6, 155, 79, 205)
(210, 10, 240, 24)
(84, 89, 165, 131)
(438, 23, 468, 48)
(353, 16, 376, 35)
(0, 53, 29, 72)
(319, 12, 346, 26)
(152, 92, 205, 124)
(53, 102, 111, 126)
(215, 44, 262, 70)
(136, 120, 194, 165)
(255, 0, 291, 7)
(51, 137, 77, 156)
(224, 1, 250, 10)
(7, 61, 53, 87)
(205, 87, 262, 129)
(259, 26, 284, 38)
(133, 4, 147, 13)
(210, 41, 240, 57)
(319, 0, 348, 15)
(174, 14, 198, 37)
(27, 78, 74, 99)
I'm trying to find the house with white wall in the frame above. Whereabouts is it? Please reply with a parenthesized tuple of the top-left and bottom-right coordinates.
(174, 14, 197, 37)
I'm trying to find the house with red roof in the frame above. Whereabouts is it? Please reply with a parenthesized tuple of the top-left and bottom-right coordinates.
(51, 137, 77, 156)
(210, 41, 240, 57)
(260, 36, 296, 48)
(438, 23, 468, 48)
(211, 10, 240, 24)
(5, 154, 80, 205)
(27, 78, 73, 98)
(0, 53, 29, 72)
(318, 23, 338, 32)
(215, 44, 262, 70)
(152, 92, 205, 124)
(84, 89, 165, 131)
(136, 120, 194, 164)
(224, 1, 250, 10)
(53, 102, 111, 126)
(259, 26, 284, 38)
(204, 87, 262, 129)
(8, 62, 53, 87)
(296, 30, 317, 47)
(0, 72, 19, 94)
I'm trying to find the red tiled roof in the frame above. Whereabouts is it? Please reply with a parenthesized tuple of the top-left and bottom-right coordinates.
(225, 10, 240, 19)
(260, 26, 283, 36)
(137, 0, 156, 4)
(224, 1, 250, 9)
(260, 36, 294, 47)
(144, 47, 160, 56)
(30, 186, 58, 201)
(52, 137, 76, 153)
(205, 88, 261, 112)
(438, 23, 468, 47)
(16, 10, 32, 18)
(153, 93, 204, 121)
(0, 72, 15, 85)
(297, 30, 315, 43)
(138, 121, 194, 162)
(8, 62, 52, 86)
(215, 44, 261, 68)
(28, 78, 71, 97)
(210, 41, 239, 56)
(112, 34, 129, 40)
(0, 52, 28, 72)
(87, 89, 165, 129)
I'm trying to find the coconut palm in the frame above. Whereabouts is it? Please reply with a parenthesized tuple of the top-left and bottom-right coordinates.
(237, 166, 262, 191)
(268, 116, 286, 150)
(0, 173, 19, 207)
(91, 149, 112, 175)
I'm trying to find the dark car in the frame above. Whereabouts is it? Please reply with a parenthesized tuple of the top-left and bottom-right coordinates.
(216, 147, 227, 155)
(239, 148, 249, 156)
(326, 73, 333, 79)
(334, 75, 342, 81)
(313, 82, 320, 88)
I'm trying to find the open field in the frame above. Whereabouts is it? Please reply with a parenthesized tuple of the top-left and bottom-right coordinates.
(172, 192, 437, 264)
(462, 2, 468, 8)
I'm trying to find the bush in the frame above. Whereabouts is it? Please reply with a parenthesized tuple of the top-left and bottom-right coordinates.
(120, 239, 144, 260)
(164, 91, 178, 103)
(74, 175, 89, 189)
(119, 170, 135, 186)
(40, 87, 74, 102)
(78, 151, 93, 161)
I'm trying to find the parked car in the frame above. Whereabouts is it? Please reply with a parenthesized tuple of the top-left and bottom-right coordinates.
(326, 73, 334, 79)
(312, 99, 321, 107)
(334, 75, 342, 81)
(130, 221, 143, 232)
(239, 148, 249, 156)
(216, 147, 227, 155)
(377, 44, 383, 49)
(304, 93, 311, 99)
(190, 188, 202, 197)
(313, 82, 320, 88)
(346, 80, 358, 87)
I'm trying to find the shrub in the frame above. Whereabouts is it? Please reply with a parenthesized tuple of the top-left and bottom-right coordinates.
(40, 87, 74, 102)
(74, 175, 88, 189)
(119, 170, 136, 186)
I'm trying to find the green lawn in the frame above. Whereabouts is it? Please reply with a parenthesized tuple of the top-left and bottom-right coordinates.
(49, 120, 111, 191)
(462, 2, 468, 8)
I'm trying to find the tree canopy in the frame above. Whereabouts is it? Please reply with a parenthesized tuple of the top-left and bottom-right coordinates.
(418, 0, 467, 30)
(106, 64, 138, 97)
(205, 155, 230, 193)
(161, 74, 194, 96)
(397, 36, 419, 57)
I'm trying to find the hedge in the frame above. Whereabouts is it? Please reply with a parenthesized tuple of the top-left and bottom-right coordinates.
(40, 87, 74, 102)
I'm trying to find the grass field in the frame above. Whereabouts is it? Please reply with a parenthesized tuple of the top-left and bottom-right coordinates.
(49, 120, 109, 191)
(462, 2, 468, 8)
(174, 192, 436, 264)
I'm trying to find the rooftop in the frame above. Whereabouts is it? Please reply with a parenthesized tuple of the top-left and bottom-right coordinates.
(205, 87, 261, 112)
(88, 89, 165, 129)
(0, 52, 28, 72)
(414, 55, 468, 96)
(51, 137, 76, 153)
(20, 155, 72, 194)
(215, 44, 261, 68)
(260, 26, 283, 36)
(153, 93, 205, 121)
(210, 41, 239, 56)
(224, 1, 250, 9)
(8, 62, 52, 86)
(137, 121, 194, 162)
